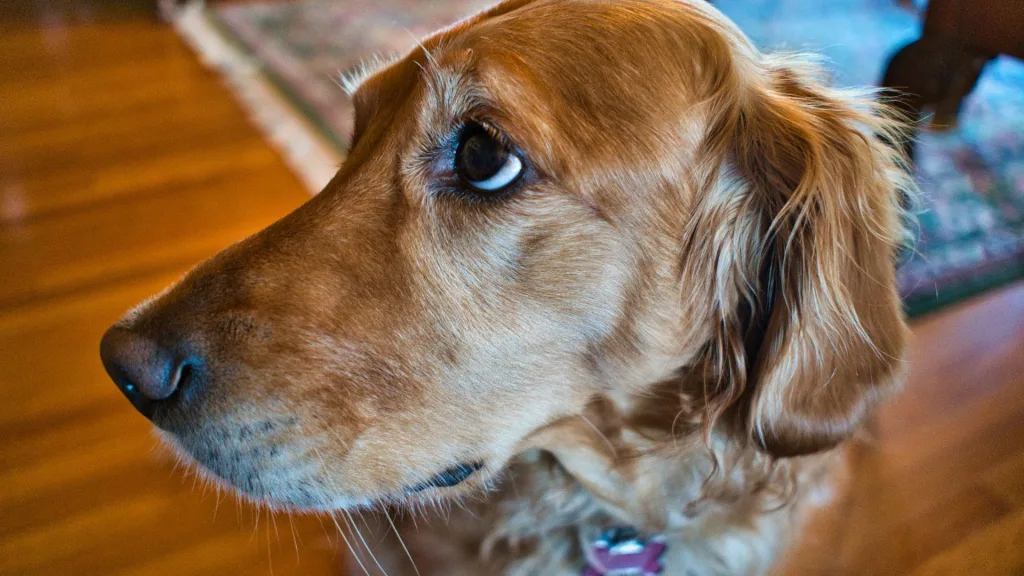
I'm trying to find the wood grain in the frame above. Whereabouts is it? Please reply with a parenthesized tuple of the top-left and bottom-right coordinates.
(0, 12, 339, 576)
(778, 282, 1024, 576)
(1, 7, 1021, 576)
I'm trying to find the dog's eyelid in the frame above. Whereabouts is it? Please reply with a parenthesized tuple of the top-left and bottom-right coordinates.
(473, 118, 505, 141)
(463, 118, 531, 165)
(454, 98, 517, 143)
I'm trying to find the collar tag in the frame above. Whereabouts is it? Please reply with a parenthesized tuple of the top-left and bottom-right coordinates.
(582, 527, 667, 576)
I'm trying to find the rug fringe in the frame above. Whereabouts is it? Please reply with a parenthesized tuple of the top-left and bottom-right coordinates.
(169, 1, 342, 194)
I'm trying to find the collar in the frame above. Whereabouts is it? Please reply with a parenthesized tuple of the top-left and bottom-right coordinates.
(582, 527, 667, 576)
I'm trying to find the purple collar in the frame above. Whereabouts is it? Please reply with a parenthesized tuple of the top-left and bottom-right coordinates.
(582, 527, 667, 576)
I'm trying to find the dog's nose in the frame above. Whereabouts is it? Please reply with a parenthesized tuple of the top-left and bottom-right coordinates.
(100, 327, 189, 419)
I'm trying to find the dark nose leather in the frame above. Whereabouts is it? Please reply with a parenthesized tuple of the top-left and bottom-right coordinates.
(100, 327, 187, 419)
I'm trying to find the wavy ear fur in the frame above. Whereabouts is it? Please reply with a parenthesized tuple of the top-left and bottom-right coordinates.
(689, 56, 913, 458)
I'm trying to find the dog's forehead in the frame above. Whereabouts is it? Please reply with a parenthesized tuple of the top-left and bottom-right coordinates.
(372, 2, 705, 102)
(345, 0, 723, 180)
(436, 1, 715, 138)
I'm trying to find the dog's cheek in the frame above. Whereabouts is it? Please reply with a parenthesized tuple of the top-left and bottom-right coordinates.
(515, 218, 630, 344)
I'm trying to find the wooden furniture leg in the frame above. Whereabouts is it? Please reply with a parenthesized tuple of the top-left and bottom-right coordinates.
(881, 37, 991, 161)
(880, 0, 1023, 161)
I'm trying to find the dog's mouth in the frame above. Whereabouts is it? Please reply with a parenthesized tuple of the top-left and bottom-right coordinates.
(406, 461, 484, 493)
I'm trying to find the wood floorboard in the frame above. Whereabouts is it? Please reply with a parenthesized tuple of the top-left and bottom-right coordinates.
(0, 14, 336, 576)
(1, 7, 1021, 576)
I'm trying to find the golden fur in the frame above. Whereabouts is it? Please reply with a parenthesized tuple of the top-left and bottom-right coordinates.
(107, 1, 914, 573)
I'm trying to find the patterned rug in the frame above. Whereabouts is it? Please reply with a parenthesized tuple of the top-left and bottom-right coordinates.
(174, 0, 1024, 317)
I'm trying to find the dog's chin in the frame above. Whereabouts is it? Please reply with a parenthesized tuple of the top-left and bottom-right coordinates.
(153, 428, 494, 512)
(152, 429, 337, 510)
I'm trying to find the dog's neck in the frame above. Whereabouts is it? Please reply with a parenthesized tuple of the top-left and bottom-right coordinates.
(478, 408, 798, 575)
(516, 381, 758, 529)
(445, 377, 831, 575)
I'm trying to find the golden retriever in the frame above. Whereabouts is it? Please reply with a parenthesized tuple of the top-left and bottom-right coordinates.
(100, 0, 913, 573)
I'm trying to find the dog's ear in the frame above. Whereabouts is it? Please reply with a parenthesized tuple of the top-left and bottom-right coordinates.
(690, 57, 912, 458)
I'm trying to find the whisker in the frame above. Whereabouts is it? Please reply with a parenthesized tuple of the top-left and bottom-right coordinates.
(361, 513, 391, 548)
(403, 502, 420, 531)
(330, 511, 370, 576)
(271, 510, 281, 544)
(288, 514, 301, 563)
(345, 510, 389, 576)
(251, 504, 262, 543)
(385, 510, 421, 576)
(212, 485, 223, 521)
(265, 513, 275, 576)
(453, 495, 479, 520)
(403, 27, 436, 68)
(314, 512, 335, 549)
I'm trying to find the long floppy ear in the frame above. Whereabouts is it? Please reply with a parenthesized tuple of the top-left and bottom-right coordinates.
(692, 56, 913, 458)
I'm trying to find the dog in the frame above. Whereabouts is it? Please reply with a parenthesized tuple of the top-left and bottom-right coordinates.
(100, 1, 913, 573)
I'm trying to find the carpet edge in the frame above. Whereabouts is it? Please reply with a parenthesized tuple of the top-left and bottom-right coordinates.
(168, 1, 341, 195)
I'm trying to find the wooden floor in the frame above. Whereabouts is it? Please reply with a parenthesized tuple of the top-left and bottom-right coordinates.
(1, 5, 1022, 576)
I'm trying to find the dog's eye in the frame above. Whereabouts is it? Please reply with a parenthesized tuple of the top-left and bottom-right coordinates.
(454, 124, 523, 191)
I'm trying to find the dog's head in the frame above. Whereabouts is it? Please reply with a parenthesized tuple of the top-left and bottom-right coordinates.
(100, 0, 910, 510)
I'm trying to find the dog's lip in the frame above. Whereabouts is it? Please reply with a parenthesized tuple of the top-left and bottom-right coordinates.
(406, 461, 484, 493)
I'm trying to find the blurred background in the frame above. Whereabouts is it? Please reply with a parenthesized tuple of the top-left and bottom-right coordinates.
(1, 0, 1021, 574)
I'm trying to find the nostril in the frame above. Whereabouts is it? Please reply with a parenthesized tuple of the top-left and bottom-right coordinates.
(99, 326, 192, 420)
(168, 361, 194, 402)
